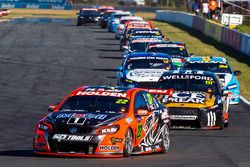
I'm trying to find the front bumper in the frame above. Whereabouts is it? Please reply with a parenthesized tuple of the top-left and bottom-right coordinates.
(169, 107, 223, 129)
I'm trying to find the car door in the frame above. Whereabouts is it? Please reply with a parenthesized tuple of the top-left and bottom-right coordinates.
(134, 91, 162, 151)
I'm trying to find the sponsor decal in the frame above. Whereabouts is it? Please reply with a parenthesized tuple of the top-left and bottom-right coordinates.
(170, 115, 197, 120)
(129, 57, 170, 60)
(52, 134, 92, 142)
(111, 137, 123, 144)
(76, 91, 127, 98)
(125, 117, 133, 124)
(99, 145, 120, 151)
(150, 44, 184, 48)
(166, 92, 206, 104)
(136, 124, 143, 139)
(163, 74, 214, 81)
(188, 60, 226, 64)
(132, 39, 162, 43)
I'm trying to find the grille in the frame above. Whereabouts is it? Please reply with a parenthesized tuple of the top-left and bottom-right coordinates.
(169, 107, 199, 115)
(54, 125, 93, 134)
(137, 82, 157, 88)
(49, 141, 97, 153)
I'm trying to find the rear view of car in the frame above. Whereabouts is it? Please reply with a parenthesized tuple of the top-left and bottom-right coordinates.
(153, 70, 229, 129)
(146, 42, 189, 69)
(182, 56, 241, 104)
(33, 86, 171, 157)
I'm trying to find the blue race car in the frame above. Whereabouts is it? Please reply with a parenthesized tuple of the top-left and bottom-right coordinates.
(146, 41, 189, 69)
(182, 56, 241, 104)
(108, 11, 132, 32)
(117, 52, 174, 88)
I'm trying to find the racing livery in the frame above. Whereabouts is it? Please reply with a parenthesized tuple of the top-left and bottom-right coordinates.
(108, 11, 132, 32)
(117, 52, 174, 88)
(146, 41, 189, 69)
(33, 86, 170, 157)
(182, 56, 241, 104)
(153, 70, 229, 129)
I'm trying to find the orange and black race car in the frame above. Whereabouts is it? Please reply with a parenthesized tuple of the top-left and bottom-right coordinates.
(33, 86, 170, 157)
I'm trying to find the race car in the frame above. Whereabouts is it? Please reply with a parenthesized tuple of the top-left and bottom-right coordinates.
(76, 8, 101, 26)
(119, 21, 152, 50)
(99, 10, 122, 28)
(182, 56, 241, 104)
(146, 41, 189, 69)
(123, 36, 163, 55)
(115, 16, 144, 39)
(33, 86, 171, 157)
(153, 70, 229, 129)
(117, 52, 174, 88)
(108, 11, 132, 32)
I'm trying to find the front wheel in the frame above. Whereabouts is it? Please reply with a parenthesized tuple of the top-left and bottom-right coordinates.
(160, 125, 170, 153)
(123, 128, 133, 157)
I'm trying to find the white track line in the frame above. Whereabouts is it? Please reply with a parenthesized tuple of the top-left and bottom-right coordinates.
(240, 96, 250, 106)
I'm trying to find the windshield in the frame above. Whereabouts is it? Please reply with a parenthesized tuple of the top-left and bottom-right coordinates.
(115, 14, 130, 19)
(80, 10, 99, 15)
(156, 74, 219, 94)
(131, 42, 149, 52)
(125, 58, 172, 70)
(148, 47, 188, 57)
(60, 96, 130, 114)
(183, 62, 232, 74)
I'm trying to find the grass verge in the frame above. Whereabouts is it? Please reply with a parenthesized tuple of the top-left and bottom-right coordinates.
(1, 9, 78, 19)
(136, 12, 250, 100)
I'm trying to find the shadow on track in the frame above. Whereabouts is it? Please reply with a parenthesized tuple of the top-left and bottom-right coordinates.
(96, 49, 121, 52)
(99, 56, 121, 60)
(96, 38, 116, 40)
(101, 43, 120, 46)
(92, 68, 118, 72)
(0, 150, 34, 157)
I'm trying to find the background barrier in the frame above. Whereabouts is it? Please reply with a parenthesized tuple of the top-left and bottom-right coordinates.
(156, 10, 250, 57)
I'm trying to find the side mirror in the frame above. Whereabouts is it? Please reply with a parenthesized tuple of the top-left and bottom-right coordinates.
(136, 108, 149, 116)
(48, 105, 57, 112)
(189, 53, 195, 56)
(117, 66, 123, 71)
(123, 46, 128, 51)
(234, 70, 241, 76)
(76, 12, 79, 15)
(162, 35, 165, 38)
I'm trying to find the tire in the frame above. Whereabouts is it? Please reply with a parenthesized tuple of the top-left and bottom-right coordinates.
(160, 125, 170, 153)
(123, 128, 133, 157)
(77, 22, 81, 26)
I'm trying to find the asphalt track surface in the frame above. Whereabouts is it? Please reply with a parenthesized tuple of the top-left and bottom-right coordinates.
(0, 18, 250, 167)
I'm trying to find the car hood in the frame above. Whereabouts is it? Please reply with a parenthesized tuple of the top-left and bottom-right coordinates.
(126, 69, 166, 82)
(164, 91, 216, 108)
(48, 111, 125, 127)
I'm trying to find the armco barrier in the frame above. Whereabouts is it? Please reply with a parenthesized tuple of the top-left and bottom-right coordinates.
(241, 34, 250, 57)
(204, 20, 222, 42)
(193, 16, 205, 32)
(156, 10, 250, 57)
(221, 27, 241, 51)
